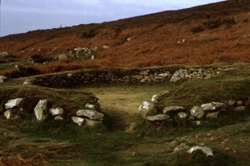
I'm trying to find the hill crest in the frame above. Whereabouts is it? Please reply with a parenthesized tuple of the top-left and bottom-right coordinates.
(0, 0, 250, 76)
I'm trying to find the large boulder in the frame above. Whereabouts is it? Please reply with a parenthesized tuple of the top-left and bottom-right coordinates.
(190, 106, 205, 119)
(34, 100, 48, 121)
(138, 101, 157, 119)
(76, 109, 104, 121)
(5, 98, 23, 109)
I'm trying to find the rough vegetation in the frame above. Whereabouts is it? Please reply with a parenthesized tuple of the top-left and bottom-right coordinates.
(0, 0, 250, 165)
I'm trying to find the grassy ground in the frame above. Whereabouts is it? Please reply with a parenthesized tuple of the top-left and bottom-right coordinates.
(0, 63, 250, 165)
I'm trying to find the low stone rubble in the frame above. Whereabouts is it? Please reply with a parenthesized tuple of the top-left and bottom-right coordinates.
(2, 98, 104, 127)
(139, 91, 249, 125)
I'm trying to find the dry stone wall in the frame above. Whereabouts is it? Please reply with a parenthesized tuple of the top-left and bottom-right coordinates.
(139, 91, 250, 126)
(29, 67, 231, 88)
(2, 96, 103, 127)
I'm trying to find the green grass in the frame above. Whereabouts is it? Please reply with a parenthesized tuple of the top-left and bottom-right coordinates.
(0, 63, 250, 165)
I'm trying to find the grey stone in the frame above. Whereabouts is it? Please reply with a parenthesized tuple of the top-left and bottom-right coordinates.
(58, 53, 67, 60)
(190, 106, 204, 119)
(187, 146, 214, 157)
(228, 100, 236, 106)
(138, 101, 157, 119)
(146, 114, 170, 121)
(234, 106, 246, 112)
(71, 116, 85, 126)
(54, 115, 64, 120)
(237, 101, 244, 106)
(0, 51, 8, 58)
(170, 69, 185, 82)
(34, 100, 48, 121)
(4, 110, 12, 119)
(206, 111, 220, 119)
(212, 102, 227, 111)
(163, 106, 185, 115)
(174, 143, 190, 152)
(0, 75, 7, 83)
(23, 78, 33, 85)
(151, 91, 169, 103)
(201, 103, 216, 112)
(5, 98, 23, 109)
(49, 107, 64, 116)
(193, 120, 202, 126)
(85, 103, 97, 109)
(177, 112, 188, 119)
(67, 73, 73, 78)
(85, 118, 103, 127)
(76, 109, 104, 121)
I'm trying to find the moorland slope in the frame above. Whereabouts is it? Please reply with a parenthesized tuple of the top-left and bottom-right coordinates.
(0, 0, 250, 76)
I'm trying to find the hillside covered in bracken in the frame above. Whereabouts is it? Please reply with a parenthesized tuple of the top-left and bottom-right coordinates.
(0, 0, 250, 76)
